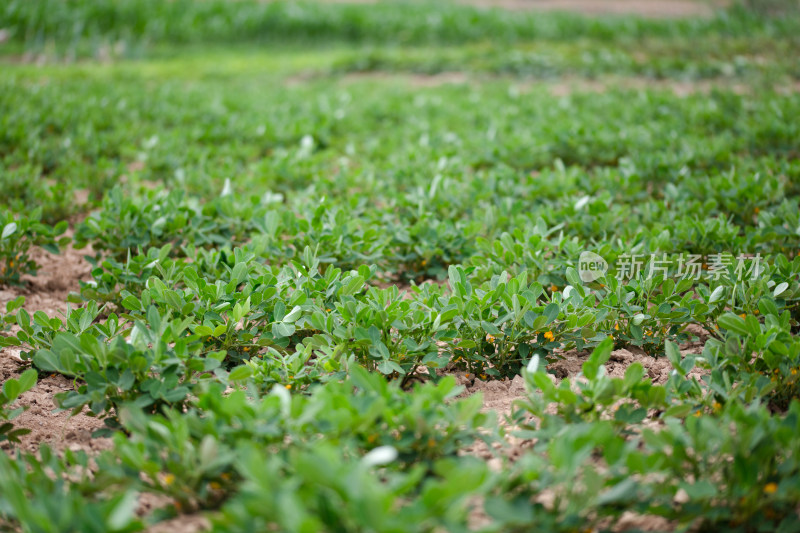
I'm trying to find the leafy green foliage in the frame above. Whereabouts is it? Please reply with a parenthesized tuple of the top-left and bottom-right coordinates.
(0, 368, 37, 443)
(2, 2, 800, 531)
(0, 446, 142, 533)
(7, 0, 800, 54)
(0, 209, 68, 286)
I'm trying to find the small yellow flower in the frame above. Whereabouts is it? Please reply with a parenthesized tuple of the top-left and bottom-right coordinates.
(614, 323, 620, 331)
(164, 473, 176, 486)
(764, 482, 778, 494)
(221, 473, 231, 481)
(8, 260, 13, 268)
(427, 438, 436, 448)
(550, 284, 558, 292)
(754, 309, 759, 315)
(480, 373, 487, 380)
(421, 259, 428, 266)
(754, 207, 760, 214)
(209, 481, 222, 490)
(486, 334, 495, 343)
(367, 434, 377, 443)
(693, 411, 702, 418)
(544, 331, 554, 341)
(739, 313, 746, 319)
(792, 368, 798, 376)
(713, 402, 722, 411)
(285, 384, 292, 390)
(243, 346, 249, 352)
(326, 308, 331, 312)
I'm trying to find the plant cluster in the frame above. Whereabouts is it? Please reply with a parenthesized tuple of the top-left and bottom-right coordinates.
(0, 209, 69, 286)
(1, 2, 800, 531)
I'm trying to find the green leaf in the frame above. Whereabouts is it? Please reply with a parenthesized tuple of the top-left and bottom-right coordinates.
(582, 337, 614, 380)
(194, 325, 214, 337)
(665, 340, 683, 374)
(717, 313, 749, 336)
(566, 267, 581, 287)
(33, 349, 62, 373)
(2, 379, 21, 402)
(664, 403, 693, 418)
(543, 303, 559, 324)
(622, 363, 644, 389)
(341, 275, 365, 296)
(121, 296, 142, 312)
(709, 285, 725, 303)
(680, 480, 717, 500)
(283, 305, 302, 323)
(758, 297, 779, 317)
(229, 365, 254, 381)
(480, 321, 502, 336)
(1, 222, 16, 239)
(773, 282, 789, 297)
(231, 262, 248, 285)
(273, 322, 295, 338)
(16, 369, 37, 393)
(596, 478, 638, 505)
(106, 490, 139, 530)
(377, 360, 404, 375)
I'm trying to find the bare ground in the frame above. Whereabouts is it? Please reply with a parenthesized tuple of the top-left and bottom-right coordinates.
(0, 240, 92, 317)
(0, 241, 105, 455)
(0, 352, 109, 454)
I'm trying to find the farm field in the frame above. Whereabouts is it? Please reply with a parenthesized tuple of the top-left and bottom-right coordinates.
(1, 0, 800, 531)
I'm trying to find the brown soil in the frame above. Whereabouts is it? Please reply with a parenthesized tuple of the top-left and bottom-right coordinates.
(146, 514, 210, 533)
(0, 351, 109, 454)
(0, 240, 104, 455)
(0, 239, 92, 317)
